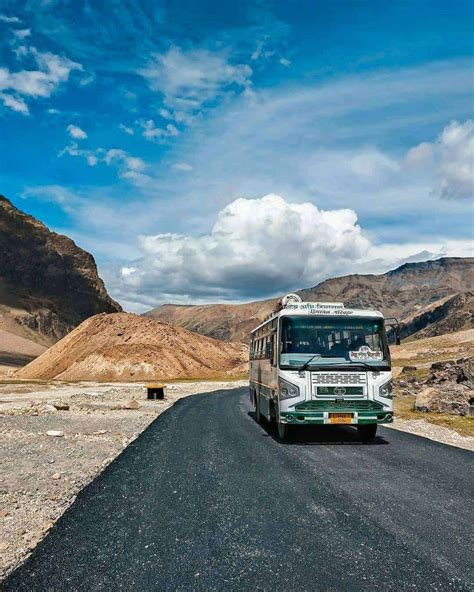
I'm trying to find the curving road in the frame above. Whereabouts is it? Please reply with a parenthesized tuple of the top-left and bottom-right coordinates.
(4, 387, 473, 591)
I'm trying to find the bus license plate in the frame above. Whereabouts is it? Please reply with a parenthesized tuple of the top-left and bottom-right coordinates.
(329, 413, 353, 424)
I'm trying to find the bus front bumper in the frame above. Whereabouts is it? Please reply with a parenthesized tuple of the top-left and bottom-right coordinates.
(279, 400, 393, 425)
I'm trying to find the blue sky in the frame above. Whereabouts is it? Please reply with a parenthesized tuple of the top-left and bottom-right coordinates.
(0, 0, 473, 311)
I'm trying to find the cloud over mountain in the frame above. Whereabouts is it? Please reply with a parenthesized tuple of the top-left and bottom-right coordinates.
(110, 189, 473, 310)
(116, 194, 369, 303)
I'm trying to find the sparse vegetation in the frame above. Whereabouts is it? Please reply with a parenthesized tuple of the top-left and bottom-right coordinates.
(394, 396, 473, 437)
(391, 330, 474, 437)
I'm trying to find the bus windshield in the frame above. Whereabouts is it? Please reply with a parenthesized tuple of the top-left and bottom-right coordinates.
(280, 316, 390, 368)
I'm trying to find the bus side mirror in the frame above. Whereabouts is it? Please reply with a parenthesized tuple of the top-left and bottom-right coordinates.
(385, 318, 401, 345)
(393, 324, 401, 345)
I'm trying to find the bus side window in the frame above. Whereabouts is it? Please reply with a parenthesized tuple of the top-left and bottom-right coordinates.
(271, 335, 277, 366)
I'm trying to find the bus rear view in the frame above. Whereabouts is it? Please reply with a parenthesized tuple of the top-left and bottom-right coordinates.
(249, 294, 399, 441)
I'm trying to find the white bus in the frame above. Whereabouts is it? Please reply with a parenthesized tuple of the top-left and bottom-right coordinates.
(249, 294, 399, 441)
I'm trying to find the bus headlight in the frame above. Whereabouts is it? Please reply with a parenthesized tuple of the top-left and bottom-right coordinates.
(379, 380, 393, 399)
(279, 379, 300, 400)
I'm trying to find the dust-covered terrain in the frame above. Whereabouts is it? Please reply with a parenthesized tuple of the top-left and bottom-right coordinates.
(0, 379, 246, 578)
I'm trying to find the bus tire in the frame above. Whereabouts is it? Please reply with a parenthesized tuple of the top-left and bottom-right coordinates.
(277, 421, 292, 441)
(269, 400, 276, 424)
(357, 424, 377, 442)
(255, 394, 263, 424)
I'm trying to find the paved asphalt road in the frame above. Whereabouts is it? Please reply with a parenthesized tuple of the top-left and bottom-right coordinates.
(4, 387, 473, 591)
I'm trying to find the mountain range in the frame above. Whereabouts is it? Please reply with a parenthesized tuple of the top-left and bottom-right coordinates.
(146, 258, 474, 343)
(1, 194, 472, 373)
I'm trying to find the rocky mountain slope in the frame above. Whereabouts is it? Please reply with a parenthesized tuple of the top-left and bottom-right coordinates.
(17, 313, 248, 381)
(0, 195, 121, 367)
(400, 291, 473, 340)
(147, 257, 474, 343)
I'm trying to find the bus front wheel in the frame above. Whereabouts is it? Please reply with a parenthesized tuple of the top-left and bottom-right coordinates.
(357, 424, 377, 442)
(277, 421, 292, 441)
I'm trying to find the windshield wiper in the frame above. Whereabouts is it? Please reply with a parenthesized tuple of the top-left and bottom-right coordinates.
(297, 359, 383, 372)
(298, 354, 322, 372)
(349, 361, 381, 371)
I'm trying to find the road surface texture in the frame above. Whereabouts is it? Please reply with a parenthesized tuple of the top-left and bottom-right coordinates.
(4, 387, 473, 591)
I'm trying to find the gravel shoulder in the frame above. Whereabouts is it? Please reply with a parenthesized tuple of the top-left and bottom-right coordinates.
(386, 418, 474, 451)
(0, 379, 247, 578)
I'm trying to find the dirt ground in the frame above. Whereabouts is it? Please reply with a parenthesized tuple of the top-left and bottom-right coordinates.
(0, 379, 247, 579)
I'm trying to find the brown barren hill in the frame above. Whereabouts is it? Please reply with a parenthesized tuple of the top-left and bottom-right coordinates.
(147, 257, 474, 343)
(17, 313, 249, 381)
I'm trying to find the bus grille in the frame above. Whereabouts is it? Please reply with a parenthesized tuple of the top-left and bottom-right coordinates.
(311, 373, 366, 385)
(295, 400, 383, 412)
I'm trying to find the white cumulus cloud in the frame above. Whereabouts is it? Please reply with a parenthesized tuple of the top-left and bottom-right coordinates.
(67, 124, 87, 140)
(141, 119, 179, 141)
(0, 92, 29, 114)
(104, 149, 151, 186)
(109, 189, 473, 309)
(117, 194, 371, 303)
(60, 143, 151, 186)
(104, 149, 145, 172)
(0, 47, 82, 114)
